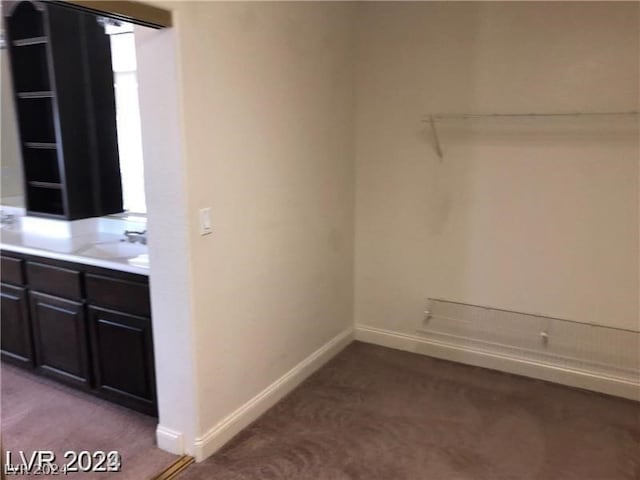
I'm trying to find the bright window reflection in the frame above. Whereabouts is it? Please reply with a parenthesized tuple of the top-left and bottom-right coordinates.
(108, 25, 146, 214)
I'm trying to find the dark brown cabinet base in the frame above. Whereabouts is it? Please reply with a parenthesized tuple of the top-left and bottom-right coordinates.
(0, 251, 157, 416)
(30, 291, 90, 388)
(1, 283, 33, 366)
(89, 307, 156, 415)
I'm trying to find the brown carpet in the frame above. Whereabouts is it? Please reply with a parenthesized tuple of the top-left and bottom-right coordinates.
(1, 363, 178, 479)
(178, 341, 640, 480)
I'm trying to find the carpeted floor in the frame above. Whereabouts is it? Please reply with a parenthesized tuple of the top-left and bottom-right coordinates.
(1, 363, 178, 479)
(178, 341, 640, 480)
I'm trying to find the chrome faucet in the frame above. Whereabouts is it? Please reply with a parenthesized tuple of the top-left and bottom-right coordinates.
(124, 229, 147, 245)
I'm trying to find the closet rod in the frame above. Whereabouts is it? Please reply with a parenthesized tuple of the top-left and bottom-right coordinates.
(427, 297, 640, 334)
(426, 111, 639, 120)
(424, 111, 639, 159)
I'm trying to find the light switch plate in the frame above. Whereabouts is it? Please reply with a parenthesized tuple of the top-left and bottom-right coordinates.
(199, 207, 212, 236)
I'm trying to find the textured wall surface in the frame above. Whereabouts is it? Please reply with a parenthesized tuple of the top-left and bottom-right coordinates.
(167, 1, 356, 442)
(354, 2, 639, 333)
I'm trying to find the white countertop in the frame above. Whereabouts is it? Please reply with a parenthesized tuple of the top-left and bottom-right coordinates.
(0, 213, 150, 276)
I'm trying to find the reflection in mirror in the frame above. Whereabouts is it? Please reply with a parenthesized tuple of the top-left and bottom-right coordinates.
(106, 20, 147, 214)
(0, 11, 148, 215)
(1, 25, 25, 207)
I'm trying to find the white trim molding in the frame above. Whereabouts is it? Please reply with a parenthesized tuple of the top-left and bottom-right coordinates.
(355, 324, 640, 402)
(192, 328, 354, 462)
(156, 425, 184, 455)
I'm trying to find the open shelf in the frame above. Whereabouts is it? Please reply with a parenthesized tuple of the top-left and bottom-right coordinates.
(27, 185, 64, 216)
(17, 97, 56, 143)
(423, 298, 640, 384)
(11, 43, 51, 92)
(23, 148, 61, 184)
(423, 111, 640, 158)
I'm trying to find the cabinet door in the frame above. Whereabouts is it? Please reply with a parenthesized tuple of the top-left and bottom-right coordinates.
(88, 306, 156, 415)
(1, 283, 33, 366)
(29, 291, 90, 387)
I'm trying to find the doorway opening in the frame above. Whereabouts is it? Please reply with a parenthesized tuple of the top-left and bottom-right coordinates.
(1, 1, 194, 476)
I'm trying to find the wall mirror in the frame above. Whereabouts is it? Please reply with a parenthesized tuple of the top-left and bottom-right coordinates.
(1, 0, 147, 217)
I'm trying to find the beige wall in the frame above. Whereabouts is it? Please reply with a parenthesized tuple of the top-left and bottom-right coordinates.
(165, 1, 356, 442)
(354, 2, 639, 333)
(137, 0, 638, 457)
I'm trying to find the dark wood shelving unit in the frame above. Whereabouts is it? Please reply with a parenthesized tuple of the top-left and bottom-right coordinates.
(4, 0, 123, 220)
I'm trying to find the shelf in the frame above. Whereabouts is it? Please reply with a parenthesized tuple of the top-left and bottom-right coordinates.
(18, 91, 54, 99)
(423, 298, 640, 385)
(25, 142, 57, 149)
(426, 112, 640, 121)
(13, 36, 48, 47)
(17, 98, 56, 143)
(11, 42, 51, 92)
(27, 185, 64, 216)
(7, 0, 124, 220)
(28, 181, 62, 190)
(24, 150, 61, 184)
(423, 111, 640, 158)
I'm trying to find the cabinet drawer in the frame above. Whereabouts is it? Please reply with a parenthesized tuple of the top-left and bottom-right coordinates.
(26, 262, 83, 299)
(85, 274, 150, 317)
(1, 255, 25, 285)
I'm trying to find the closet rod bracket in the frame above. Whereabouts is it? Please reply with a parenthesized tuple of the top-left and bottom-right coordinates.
(428, 115, 443, 159)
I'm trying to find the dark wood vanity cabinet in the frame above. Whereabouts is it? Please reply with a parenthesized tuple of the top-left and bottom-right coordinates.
(85, 273, 156, 414)
(0, 255, 33, 366)
(3, 1, 123, 219)
(0, 251, 157, 416)
(1, 283, 32, 366)
(30, 291, 91, 388)
(88, 307, 156, 414)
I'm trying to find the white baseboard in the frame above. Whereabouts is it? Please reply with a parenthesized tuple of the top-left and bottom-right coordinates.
(192, 327, 354, 462)
(355, 324, 640, 401)
(156, 425, 184, 455)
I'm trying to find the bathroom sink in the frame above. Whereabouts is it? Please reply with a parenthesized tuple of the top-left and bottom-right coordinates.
(79, 241, 147, 259)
